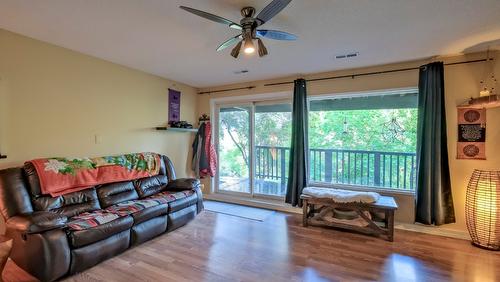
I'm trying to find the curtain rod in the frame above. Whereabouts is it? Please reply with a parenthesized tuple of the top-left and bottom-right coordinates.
(198, 86, 256, 95)
(264, 58, 492, 87)
(197, 58, 493, 94)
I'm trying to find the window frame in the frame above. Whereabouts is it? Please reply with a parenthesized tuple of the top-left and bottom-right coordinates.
(306, 87, 418, 195)
(211, 91, 293, 200)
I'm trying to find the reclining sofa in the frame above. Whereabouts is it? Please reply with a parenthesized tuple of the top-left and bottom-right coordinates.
(0, 155, 203, 281)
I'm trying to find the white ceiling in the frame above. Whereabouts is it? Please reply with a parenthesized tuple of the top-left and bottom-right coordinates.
(1, 0, 500, 88)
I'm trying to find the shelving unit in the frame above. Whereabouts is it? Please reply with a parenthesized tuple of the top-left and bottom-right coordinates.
(155, 127, 198, 133)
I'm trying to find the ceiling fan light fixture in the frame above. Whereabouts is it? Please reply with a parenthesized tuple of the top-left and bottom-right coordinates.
(244, 39, 255, 54)
(231, 41, 243, 58)
(229, 23, 242, 30)
(257, 38, 268, 57)
(180, 0, 296, 58)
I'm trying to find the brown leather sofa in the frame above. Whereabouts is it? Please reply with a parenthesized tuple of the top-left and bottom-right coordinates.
(0, 155, 203, 281)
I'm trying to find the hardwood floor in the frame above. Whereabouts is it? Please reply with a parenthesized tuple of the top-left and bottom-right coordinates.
(3, 205, 500, 282)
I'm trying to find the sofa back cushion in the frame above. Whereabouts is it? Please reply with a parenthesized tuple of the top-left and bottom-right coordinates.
(135, 175, 168, 198)
(18, 154, 178, 216)
(159, 155, 176, 181)
(96, 181, 139, 208)
(32, 189, 101, 218)
(24, 162, 101, 217)
(23, 162, 44, 197)
(0, 168, 34, 219)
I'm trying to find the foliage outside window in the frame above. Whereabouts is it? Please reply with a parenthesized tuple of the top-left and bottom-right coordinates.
(216, 91, 418, 197)
(308, 93, 418, 191)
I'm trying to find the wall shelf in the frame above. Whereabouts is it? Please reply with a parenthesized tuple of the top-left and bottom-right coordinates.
(155, 127, 198, 133)
(458, 95, 500, 109)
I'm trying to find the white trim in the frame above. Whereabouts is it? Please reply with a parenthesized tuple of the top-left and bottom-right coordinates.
(250, 104, 256, 197)
(214, 103, 253, 195)
(395, 223, 470, 240)
(211, 91, 292, 199)
(204, 193, 301, 214)
(307, 87, 418, 100)
(306, 86, 419, 198)
(209, 91, 291, 106)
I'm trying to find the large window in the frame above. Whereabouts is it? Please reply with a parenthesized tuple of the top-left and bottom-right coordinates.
(308, 90, 418, 191)
(214, 89, 418, 200)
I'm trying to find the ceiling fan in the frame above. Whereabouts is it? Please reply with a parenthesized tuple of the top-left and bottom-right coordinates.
(180, 0, 297, 58)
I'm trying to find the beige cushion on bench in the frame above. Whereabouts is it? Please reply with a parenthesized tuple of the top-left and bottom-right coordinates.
(302, 187, 380, 203)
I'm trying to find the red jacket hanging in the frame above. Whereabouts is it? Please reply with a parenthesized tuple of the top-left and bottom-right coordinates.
(192, 121, 217, 178)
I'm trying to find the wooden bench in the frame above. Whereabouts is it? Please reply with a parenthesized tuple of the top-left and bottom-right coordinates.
(300, 194, 398, 241)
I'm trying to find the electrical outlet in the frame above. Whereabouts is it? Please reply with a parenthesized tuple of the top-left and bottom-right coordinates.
(94, 134, 102, 144)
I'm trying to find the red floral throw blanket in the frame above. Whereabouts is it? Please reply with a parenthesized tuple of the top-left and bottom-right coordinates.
(27, 152, 161, 196)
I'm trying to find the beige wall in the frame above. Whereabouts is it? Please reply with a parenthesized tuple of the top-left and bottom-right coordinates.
(1, 27, 499, 235)
(198, 52, 500, 233)
(0, 29, 198, 177)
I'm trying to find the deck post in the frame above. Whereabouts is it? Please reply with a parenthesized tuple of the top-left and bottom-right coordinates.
(374, 153, 381, 186)
(325, 150, 333, 183)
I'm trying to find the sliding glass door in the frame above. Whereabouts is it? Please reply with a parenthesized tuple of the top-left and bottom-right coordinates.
(216, 101, 291, 198)
(254, 102, 291, 197)
(217, 105, 252, 194)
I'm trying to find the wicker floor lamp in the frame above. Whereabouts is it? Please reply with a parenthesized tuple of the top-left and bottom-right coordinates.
(465, 169, 500, 250)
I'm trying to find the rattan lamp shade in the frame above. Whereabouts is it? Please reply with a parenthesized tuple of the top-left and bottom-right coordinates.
(465, 169, 500, 250)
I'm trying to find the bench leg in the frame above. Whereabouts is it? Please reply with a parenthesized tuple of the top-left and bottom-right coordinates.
(386, 210, 395, 242)
(302, 200, 309, 227)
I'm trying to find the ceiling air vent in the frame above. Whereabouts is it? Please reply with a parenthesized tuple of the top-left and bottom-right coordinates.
(335, 52, 359, 59)
(233, 69, 249, 74)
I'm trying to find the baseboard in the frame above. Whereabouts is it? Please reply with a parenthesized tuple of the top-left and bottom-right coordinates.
(395, 223, 470, 240)
(204, 193, 301, 214)
(203, 193, 470, 241)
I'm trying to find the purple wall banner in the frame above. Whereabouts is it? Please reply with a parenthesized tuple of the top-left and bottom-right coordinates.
(168, 88, 181, 123)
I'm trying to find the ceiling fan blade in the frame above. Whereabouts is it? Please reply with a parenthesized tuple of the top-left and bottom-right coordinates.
(217, 35, 243, 51)
(179, 6, 242, 29)
(256, 30, 297, 40)
(255, 0, 292, 25)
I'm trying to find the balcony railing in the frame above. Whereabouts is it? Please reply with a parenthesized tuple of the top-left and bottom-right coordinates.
(255, 146, 417, 193)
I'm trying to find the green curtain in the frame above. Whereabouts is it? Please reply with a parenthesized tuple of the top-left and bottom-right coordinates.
(285, 79, 309, 207)
(415, 62, 455, 225)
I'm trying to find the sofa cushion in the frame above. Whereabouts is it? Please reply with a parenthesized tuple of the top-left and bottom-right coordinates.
(69, 230, 130, 274)
(23, 161, 43, 197)
(135, 175, 168, 198)
(129, 204, 168, 224)
(147, 190, 196, 212)
(67, 211, 133, 248)
(97, 181, 139, 208)
(0, 168, 34, 218)
(158, 155, 176, 181)
(33, 189, 101, 218)
(105, 198, 168, 224)
(167, 205, 197, 232)
(167, 193, 198, 213)
(6, 211, 67, 234)
(131, 215, 168, 246)
(166, 178, 201, 191)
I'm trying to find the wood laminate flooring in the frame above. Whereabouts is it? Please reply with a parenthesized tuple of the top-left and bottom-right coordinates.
(3, 203, 500, 282)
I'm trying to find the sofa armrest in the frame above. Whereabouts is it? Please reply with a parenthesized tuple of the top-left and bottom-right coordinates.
(6, 211, 67, 234)
(166, 178, 201, 191)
